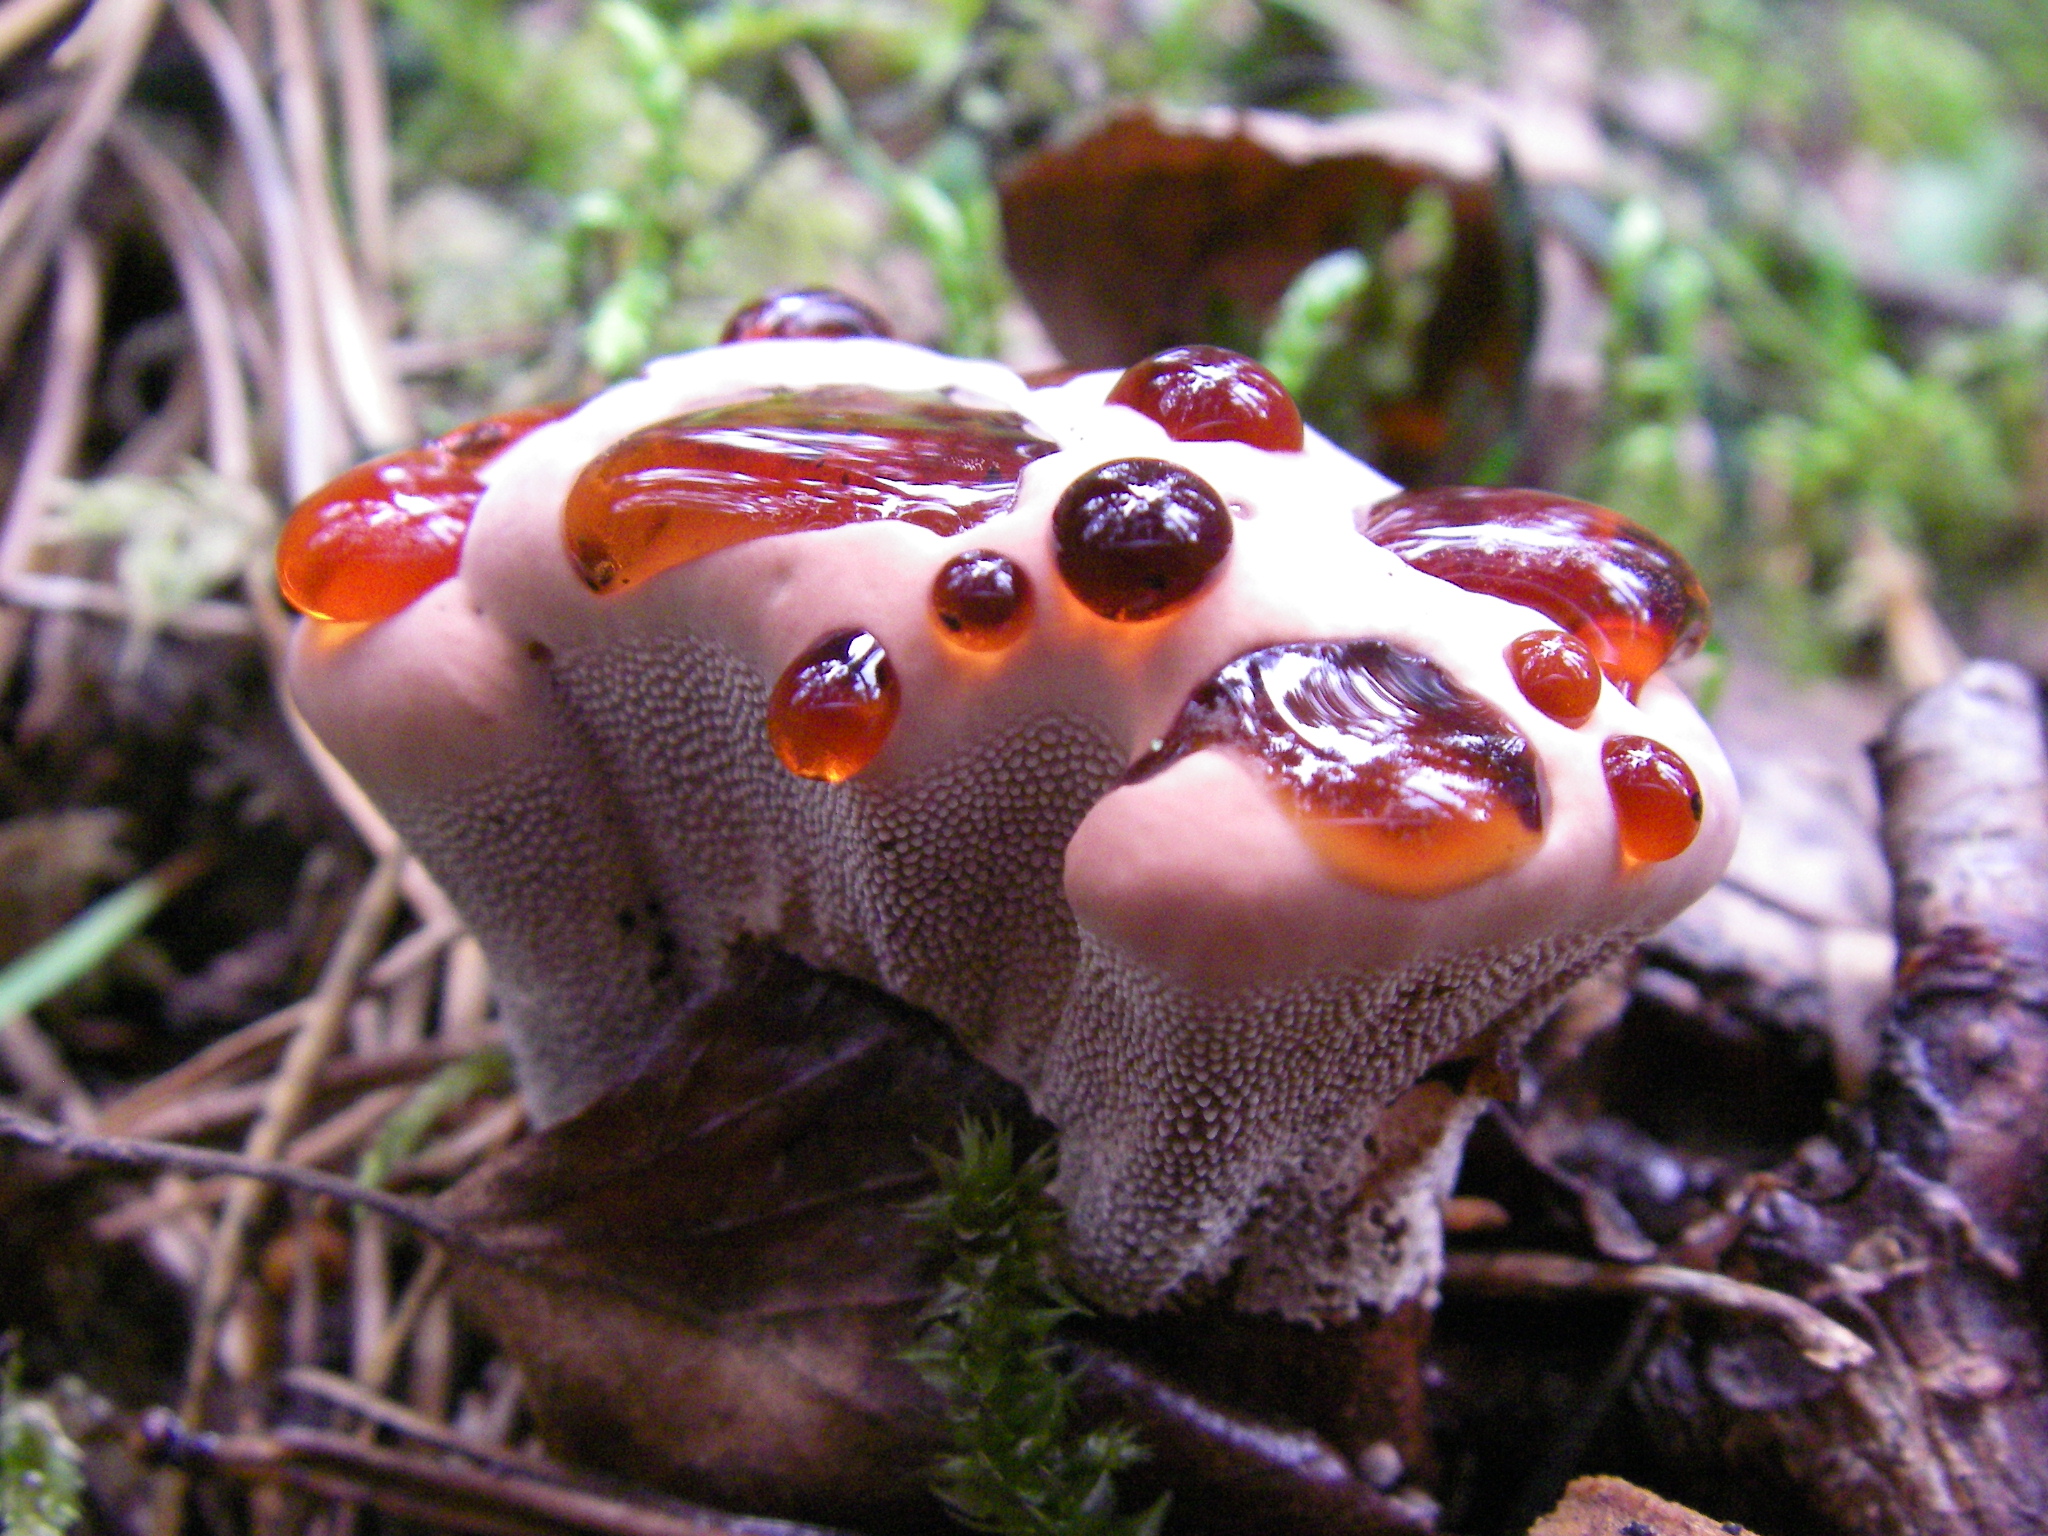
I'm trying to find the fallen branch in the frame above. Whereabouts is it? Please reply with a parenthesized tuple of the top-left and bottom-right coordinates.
(1441, 1250, 1872, 1372)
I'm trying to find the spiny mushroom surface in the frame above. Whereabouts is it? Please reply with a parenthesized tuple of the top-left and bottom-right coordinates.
(282, 296, 1738, 1322)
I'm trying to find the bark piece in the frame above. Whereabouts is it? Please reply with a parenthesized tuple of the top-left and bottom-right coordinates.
(1629, 661, 2048, 1536)
(1871, 659, 2048, 1261)
(1527, 1474, 1754, 1536)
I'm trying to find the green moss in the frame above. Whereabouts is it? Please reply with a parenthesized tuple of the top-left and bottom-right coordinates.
(907, 1121, 1167, 1536)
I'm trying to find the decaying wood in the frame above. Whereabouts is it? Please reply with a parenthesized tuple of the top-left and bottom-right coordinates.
(1632, 661, 2048, 1536)
(1525, 1475, 1752, 1536)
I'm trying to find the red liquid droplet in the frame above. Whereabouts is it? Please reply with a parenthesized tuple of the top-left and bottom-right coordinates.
(1359, 487, 1709, 695)
(932, 550, 1032, 651)
(278, 404, 570, 622)
(720, 289, 891, 342)
(564, 387, 1057, 594)
(1602, 734, 1703, 863)
(1131, 640, 1543, 897)
(766, 629, 900, 782)
(1052, 458, 1232, 622)
(1106, 344, 1305, 452)
(1506, 629, 1602, 726)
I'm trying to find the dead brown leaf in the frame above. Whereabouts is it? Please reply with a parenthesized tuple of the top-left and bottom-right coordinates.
(999, 105, 1533, 484)
(436, 946, 1033, 1533)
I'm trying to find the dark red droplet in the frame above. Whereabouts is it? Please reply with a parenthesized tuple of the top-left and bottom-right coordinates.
(766, 629, 899, 782)
(1506, 629, 1602, 726)
(1052, 458, 1232, 622)
(1106, 344, 1304, 452)
(1602, 734, 1703, 862)
(1359, 487, 1709, 695)
(720, 289, 891, 342)
(278, 403, 571, 622)
(932, 550, 1032, 651)
(1130, 639, 1542, 897)
(564, 387, 1058, 594)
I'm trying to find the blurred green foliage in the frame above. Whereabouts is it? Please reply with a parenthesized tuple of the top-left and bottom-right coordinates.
(0, 1358, 84, 1536)
(381, 0, 2048, 671)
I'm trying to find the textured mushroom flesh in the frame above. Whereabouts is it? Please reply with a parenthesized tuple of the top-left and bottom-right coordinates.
(1359, 486, 1709, 695)
(562, 386, 1058, 594)
(284, 328, 1742, 1323)
(277, 404, 569, 623)
(1128, 640, 1543, 898)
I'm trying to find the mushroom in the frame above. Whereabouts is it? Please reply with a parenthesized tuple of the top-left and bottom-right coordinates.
(281, 298, 1738, 1322)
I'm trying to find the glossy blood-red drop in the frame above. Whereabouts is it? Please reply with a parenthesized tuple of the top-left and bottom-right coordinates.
(564, 387, 1057, 594)
(766, 629, 900, 782)
(720, 289, 891, 342)
(1602, 734, 1703, 863)
(277, 404, 569, 623)
(932, 550, 1032, 651)
(1130, 640, 1543, 897)
(1106, 345, 1304, 452)
(1359, 486, 1709, 695)
(1052, 458, 1232, 622)
(1506, 629, 1602, 726)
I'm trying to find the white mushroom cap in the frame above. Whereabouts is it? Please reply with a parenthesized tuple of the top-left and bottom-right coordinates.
(287, 334, 1738, 1321)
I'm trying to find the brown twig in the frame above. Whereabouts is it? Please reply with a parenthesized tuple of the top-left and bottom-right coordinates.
(104, 116, 257, 481)
(0, 0, 85, 66)
(260, 0, 409, 450)
(167, 848, 403, 1530)
(169, 0, 337, 497)
(138, 1416, 862, 1536)
(0, 571, 256, 637)
(97, 1001, 306, 1134)
(119, 1037, 500, 1144)
(0, 229, 101, 672)
(0, 1103, 460, 1238)
(0, 0, 162, 355)
(1441, 1250, 1873, 1371)
(326, 0, 392, 290)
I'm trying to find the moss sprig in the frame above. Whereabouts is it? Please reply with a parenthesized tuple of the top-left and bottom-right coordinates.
(907, 1121, 1167, 1536)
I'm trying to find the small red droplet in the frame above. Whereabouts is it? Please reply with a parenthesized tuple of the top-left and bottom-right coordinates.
(720, 289, 891, 342)
(1106, 345, 1304, 452)
(1603, 734, 1703, 863)
(277, 404, 569, 622)
(766, 630, 900, 782)
(932, 550, 1032, 651)
(1052, 458, 1232, 622)
(1507, 629, 1602, 726)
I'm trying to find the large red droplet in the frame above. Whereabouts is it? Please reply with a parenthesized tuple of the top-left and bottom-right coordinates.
(1106, 345, 1304, 452)
(1052, 458, 1232, 622)
(1506, 629, 1602, 726)
(720, 289, 891, 342)
(1130, 640, 1543, 897)
(278, 404, 570, 622)
(931, 550, 1033, 651)
(766, 629, 900, 782)
(1359, 487, 1709, 695)
(564, 387, 1057, 594)
(1602, 734, 1703, 863)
